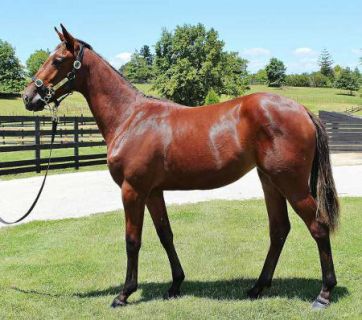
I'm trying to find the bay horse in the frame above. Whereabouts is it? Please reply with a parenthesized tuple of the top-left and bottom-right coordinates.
(23, 25, 339, 309)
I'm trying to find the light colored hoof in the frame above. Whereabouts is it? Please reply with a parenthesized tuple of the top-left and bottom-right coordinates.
(312, 296, 330, 310)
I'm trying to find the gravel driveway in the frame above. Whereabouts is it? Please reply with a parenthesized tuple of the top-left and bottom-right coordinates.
(0, 153, 361, 227)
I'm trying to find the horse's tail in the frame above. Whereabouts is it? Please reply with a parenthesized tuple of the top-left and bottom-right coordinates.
(308, 111, 340, 232)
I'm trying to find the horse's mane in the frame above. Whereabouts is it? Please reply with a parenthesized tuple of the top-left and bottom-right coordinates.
(77, 38, 164, 102)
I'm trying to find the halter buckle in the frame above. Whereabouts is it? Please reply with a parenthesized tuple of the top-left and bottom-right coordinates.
(73, 60, 81, 70)
(35, 79, 44, 88)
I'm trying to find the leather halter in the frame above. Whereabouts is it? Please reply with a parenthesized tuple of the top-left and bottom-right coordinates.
(31, 44, 85, 108)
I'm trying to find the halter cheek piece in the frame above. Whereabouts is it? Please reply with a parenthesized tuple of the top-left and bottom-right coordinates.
(32, 44, 85, 108)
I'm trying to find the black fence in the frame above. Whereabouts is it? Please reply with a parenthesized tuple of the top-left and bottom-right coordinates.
(0, 115, 107, 175)
(319, 111, 362, 152)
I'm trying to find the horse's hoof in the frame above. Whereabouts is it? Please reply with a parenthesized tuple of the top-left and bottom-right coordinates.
(163, 290, 181, 300)
(312, 296, 330, 310)
(111, 297, 127, 308)
(246, 287, 261, 300)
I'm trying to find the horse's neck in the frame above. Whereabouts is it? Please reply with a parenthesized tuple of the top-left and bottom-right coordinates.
(77, 50, 141, 144)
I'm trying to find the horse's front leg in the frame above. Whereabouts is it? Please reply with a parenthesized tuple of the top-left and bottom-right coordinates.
(111, 181, 146, 308)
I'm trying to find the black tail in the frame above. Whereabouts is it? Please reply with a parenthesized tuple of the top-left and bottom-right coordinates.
(308, 111, 340, 232)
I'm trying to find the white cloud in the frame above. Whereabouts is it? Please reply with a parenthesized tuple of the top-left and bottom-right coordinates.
(109, 52, 132, 69)
(240, 48, 271, 73)
(293, 47, 317, 57)
(242, 47, 271, 57)
(352, 48, 361, 55)
(287, 47, 319, 73)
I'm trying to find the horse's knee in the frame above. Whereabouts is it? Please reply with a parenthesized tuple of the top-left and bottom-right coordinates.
(126, 236, 141, 254)
(122, 183, 139, 206)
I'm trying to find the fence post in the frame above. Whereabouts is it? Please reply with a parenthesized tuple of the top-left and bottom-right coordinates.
(74, 117, 79, 170)
(35, 116, 41, 173)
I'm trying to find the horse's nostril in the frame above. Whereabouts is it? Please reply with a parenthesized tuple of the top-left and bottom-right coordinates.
(23, 95, 29, 103)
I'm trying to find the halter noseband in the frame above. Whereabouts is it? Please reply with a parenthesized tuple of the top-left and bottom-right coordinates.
(32, 44, 85, 108)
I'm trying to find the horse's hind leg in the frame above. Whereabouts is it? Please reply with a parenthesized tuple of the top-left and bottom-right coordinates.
(146, 190, 185, 299)
(247, 169, 290, 299)
(272, 175, 337, 308)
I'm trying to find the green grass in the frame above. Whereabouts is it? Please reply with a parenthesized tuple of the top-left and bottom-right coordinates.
(1, 84, 361, 116)
(0, 198, 360, 319)
(0, 83, 157, 117)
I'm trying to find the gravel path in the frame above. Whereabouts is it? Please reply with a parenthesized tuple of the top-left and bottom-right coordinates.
(0, 155, 361, 227)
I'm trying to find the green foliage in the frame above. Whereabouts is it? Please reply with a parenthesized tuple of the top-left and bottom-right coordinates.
(318, 49, 334, 79)
(250, 69, 268, 85)
(334, 67, 360, 95)
(333, 65, 343, 79)
(221, 52, 249, 97)
(353, 67, 361, 85)
(26, 49, 49, 76)
(285, 73, 311, 87)
(0, 39, 26, 93)
(309, 71, 330, 87)
(153, 24, 248, 106)
(139, 45, 153, 65)
(265, 58, 286, 87)
(120, 51, 154, 83)
(204, 88, 220, 104)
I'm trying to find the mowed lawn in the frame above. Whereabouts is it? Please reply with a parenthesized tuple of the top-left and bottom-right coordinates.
(1, 84, 361, 116)
(0, 198, 360, 320)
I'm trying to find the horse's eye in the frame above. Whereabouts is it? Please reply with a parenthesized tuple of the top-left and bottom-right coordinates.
(52, 57, 64, 67)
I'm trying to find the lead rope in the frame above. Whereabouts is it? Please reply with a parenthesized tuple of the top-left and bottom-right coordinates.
(0, 112, 58, 225)
(0, 45, 84, 225)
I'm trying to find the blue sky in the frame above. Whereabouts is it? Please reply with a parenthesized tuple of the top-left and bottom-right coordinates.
(1, 0, 361, 73)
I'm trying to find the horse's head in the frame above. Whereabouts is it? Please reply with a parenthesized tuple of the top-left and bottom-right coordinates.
(23, 24, 86, 111)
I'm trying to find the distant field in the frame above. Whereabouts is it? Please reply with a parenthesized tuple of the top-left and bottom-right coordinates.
(247, 85, 362, 114)
(1, 84, 361, 116)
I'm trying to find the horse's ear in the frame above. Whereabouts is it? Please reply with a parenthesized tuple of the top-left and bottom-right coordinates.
(60, 24, 76, 50)
(54, 27, 65, 42)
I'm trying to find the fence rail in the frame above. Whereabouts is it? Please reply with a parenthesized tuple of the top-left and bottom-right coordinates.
(0, 115, 107, 175)
(319, 111, 362, 152)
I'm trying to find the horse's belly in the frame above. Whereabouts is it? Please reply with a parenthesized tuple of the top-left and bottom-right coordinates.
(161, 155, 255, 190)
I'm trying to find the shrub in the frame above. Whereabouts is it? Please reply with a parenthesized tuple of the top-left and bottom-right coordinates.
(285, 74, 311, 87)
(204, 89, 220, 105)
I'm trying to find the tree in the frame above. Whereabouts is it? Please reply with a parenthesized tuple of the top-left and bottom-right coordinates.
(0, 39, 26, 93)
(120, 51, 154, 83)
(353, 67, 361, 84)
(318, 49, 334, 79)
(334, 67, 360, 95)
(26, 49, 49, 76)
(265, 58, 286, 87)
(309, 71, 329, 87)
(204, 88, 220, 105)
(251, 69, 268, 84)
(153, 24, 248, 106)
(139, 45, 153, 65)
(285, 73, 311, 87)
(333, 65, 343, 79)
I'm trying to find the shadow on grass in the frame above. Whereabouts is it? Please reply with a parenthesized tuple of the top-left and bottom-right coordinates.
(82, 278, 349, 303)
(335, 92, 355, 96)
(13, 277, 348, 304)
